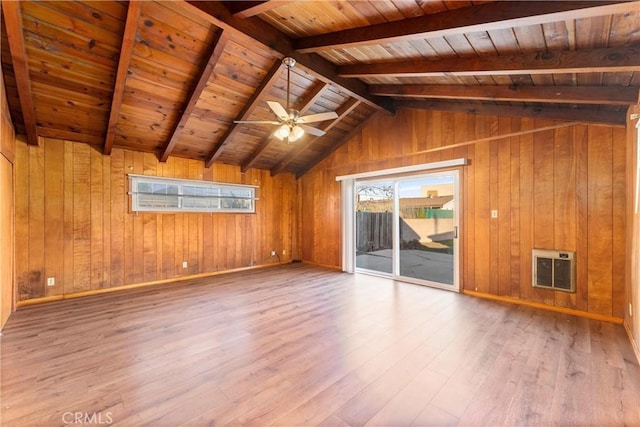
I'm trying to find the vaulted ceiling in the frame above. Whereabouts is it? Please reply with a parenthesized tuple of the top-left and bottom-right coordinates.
(2, 1, 639, 177)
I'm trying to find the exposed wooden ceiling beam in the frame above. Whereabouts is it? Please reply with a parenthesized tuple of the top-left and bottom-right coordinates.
(271, 98, 361, 176)
(339, 46, 640, 78)
(395, 99, 626, 126)
(239, 136, 275, 174)
(370, 84, 639, 105)
(241, 81, 329, 172)
(205, 60, 283, 168)
(295, 110, 384, 179)
(104, 0, 142, 155)
(3, 1, 39, 146)
(227, 1, 295, 18)
(295, 1, 639, 53)
(296, 82, 332, 115)
(185, 1, 394, 114)
(160, 30, 229, 162)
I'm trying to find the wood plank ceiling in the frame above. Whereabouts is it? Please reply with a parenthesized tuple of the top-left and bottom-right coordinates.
(1, 1, 639, 177)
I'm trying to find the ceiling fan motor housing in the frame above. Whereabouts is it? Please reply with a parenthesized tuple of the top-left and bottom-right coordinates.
(287, 109, 300, 120)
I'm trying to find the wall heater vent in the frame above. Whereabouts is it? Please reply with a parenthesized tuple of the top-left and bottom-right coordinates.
(532, 249, 576, 293)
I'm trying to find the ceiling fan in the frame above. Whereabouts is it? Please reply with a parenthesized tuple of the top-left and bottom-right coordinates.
(234, 57, 338, 143)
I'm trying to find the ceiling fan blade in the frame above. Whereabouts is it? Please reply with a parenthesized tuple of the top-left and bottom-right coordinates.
(233, 120, 280, 124)
(297, 111, 338, 124)
(267, 101, 289, 121)
(299, 124, 326, 137)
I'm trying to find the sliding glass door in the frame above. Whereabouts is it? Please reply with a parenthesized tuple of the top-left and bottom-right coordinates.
(355, 171, 460, 291)
(355, 181, 394, 275)
(396, 174, 457, 287)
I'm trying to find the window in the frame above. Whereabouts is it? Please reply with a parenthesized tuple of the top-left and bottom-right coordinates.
(129, 175, 257, 213)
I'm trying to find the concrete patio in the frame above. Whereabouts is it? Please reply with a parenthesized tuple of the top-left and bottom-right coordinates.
(356, 249, 454, 285)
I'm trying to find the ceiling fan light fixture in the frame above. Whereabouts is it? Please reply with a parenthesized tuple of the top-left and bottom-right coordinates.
(275, 124, 290, 140)
(289, 125, 304, 143)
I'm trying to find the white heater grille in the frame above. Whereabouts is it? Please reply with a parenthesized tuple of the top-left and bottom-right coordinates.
(532, 249, 575, 293)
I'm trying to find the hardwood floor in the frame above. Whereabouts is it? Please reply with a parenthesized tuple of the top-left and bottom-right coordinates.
(1, 263, 638, 426)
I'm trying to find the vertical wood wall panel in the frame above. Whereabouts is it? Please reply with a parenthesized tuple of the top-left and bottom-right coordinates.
(102, 155, 112, 290)
(612, 126, 627, 318)
(518, 118, 535, 304)
(110, 149, 125, 287)
(90, 148, 104, 289)
(28, 140, 45, 298)
(587, 126, 614, 316)
(509, 125, 521, 298)
(15, 143, 29, 300)
(0, 157, 13, 328)
(299, 108, 627, 317)
(497, 122, 511, 297)
(63, 142, 75, 296)
(464, 129, 475, 292)
(201, 165, 214, 273)
(488, 133, 499, 295)
(575, 125, 590, 312)
(143, 153, 157, 283)
(122, 150, 135, 286)
(44, 139, 64, 297)
(553, 125, 577, 309)
(473, 118, 490, 293)
(72, 143, 91, 293)
(132, 152, 145, 284)
(14, 139, 298, 302)
(0, 67, 15, 328)
(532, 123, 556, 306)
(624, 105, 639, 358)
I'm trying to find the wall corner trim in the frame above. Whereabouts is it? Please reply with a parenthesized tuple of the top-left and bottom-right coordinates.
(624, 320, 640, 365)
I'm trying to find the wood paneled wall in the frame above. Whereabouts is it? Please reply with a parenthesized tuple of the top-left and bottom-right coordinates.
(626, 104, 640, 357)
(300, 108, 627, 318)
(0, 65, 15, 329)
(15, 138, 299, 302)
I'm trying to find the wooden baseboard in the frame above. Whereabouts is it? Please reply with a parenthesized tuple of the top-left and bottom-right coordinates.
(299, 260, 342, 271)
(463, 290, 624, 325)
(624, 321, 640, 365)
(16, 262, 290, 308)
(15, 295, 64, 307)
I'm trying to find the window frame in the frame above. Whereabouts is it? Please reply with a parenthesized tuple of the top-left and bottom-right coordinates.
(128, 174, 258, 214)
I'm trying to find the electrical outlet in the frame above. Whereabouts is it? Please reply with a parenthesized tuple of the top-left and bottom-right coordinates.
(182, 261, 188, 269)
(282, 249, 286, 255)
(47, 277, 55, 287)
(270, 250, 276, 256)
(491, 210, 498, 219)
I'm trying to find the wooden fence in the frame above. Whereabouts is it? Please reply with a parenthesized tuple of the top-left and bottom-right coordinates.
(356, 212, 392, 253)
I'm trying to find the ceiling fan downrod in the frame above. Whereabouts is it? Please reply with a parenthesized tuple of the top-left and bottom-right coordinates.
(282, 57, 296, 114)
(276, 57, 302, 143)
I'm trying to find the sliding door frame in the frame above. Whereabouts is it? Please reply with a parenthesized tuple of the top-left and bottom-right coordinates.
(338, 159, 467, 292)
